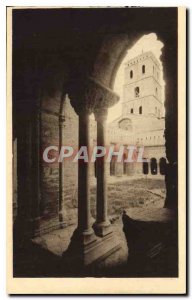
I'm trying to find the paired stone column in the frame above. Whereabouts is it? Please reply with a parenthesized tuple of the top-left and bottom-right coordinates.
(77, 110, 95, 241)
(67, 77, 120, 265)
(94, 108, 111, 237)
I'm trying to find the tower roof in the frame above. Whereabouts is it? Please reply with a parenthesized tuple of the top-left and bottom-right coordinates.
(125, 51, 161, 69)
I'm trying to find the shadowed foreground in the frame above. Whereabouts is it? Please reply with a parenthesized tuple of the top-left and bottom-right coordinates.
(14, 208, 178, 278)
(122, 211, 178, 277)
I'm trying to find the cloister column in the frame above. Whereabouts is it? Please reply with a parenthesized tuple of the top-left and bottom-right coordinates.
(94, 108, 111, 237)
(76, 109, 95, 241)
(67, 77, 121, 265)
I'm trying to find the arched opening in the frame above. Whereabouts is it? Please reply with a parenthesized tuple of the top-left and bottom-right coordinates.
(135, 86, 140, 97)
(123, 151, 128, 175)
(143, 160, 149, 175)
(118, 118, 132, 131)
(107, 32, 167, 214)
(110, 155, 116, 176)
(12, 7, 178, 277)
(159, 157, 167, 175)
(150, 158, 158, 175)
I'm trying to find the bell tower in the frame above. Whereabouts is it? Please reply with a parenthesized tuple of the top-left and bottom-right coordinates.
(122, 51, 163, 118)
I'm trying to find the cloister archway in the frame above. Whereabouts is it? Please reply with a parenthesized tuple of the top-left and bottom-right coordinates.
(13, 8, 178, 270)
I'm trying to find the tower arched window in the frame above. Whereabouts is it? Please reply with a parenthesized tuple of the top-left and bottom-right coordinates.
(130, 108, 133, 114)
(135, 86, 140, 97)
(142, 65, 145, 74)
(139, 106, 142, 114)
(130, 70, 133, 78)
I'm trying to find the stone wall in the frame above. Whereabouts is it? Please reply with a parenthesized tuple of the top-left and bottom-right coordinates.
(62, 97, 79, 211)
(41, 112, 60, 219)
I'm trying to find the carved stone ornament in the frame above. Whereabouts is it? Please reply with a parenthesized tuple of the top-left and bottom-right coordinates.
(67, 76, 120, 115)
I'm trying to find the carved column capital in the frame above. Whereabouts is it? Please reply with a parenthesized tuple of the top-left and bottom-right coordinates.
(67, 76, 120, 116)
(94, 108, 108, 122)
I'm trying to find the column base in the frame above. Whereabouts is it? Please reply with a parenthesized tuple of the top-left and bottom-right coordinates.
(70, 227, 97, 245)
(93, 220, 112, 237)
(90, 231, 122, 266)
(62, 228, 121, 269)
(62, 227, 97, 268)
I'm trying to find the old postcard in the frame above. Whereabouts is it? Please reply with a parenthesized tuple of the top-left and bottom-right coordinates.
(7, 6, 186, 294)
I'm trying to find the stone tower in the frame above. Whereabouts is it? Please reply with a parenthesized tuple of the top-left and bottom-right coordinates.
(122, 51, 163, 118)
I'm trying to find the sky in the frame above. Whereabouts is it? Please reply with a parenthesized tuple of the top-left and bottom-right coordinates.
(107, 33, 165, 123)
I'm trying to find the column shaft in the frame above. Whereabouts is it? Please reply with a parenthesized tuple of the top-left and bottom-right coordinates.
(78, 112, 92, 234)
(94, 110, 111, 237)
(97, 117, 107, 222)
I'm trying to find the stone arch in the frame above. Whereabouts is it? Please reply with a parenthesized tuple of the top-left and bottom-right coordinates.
(91, 33, 145, 89)
(12, 10, 178, 273)
(14, 28, 177, 245)
(90, 32, 177, 208)
(118, 118, 132, 131)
